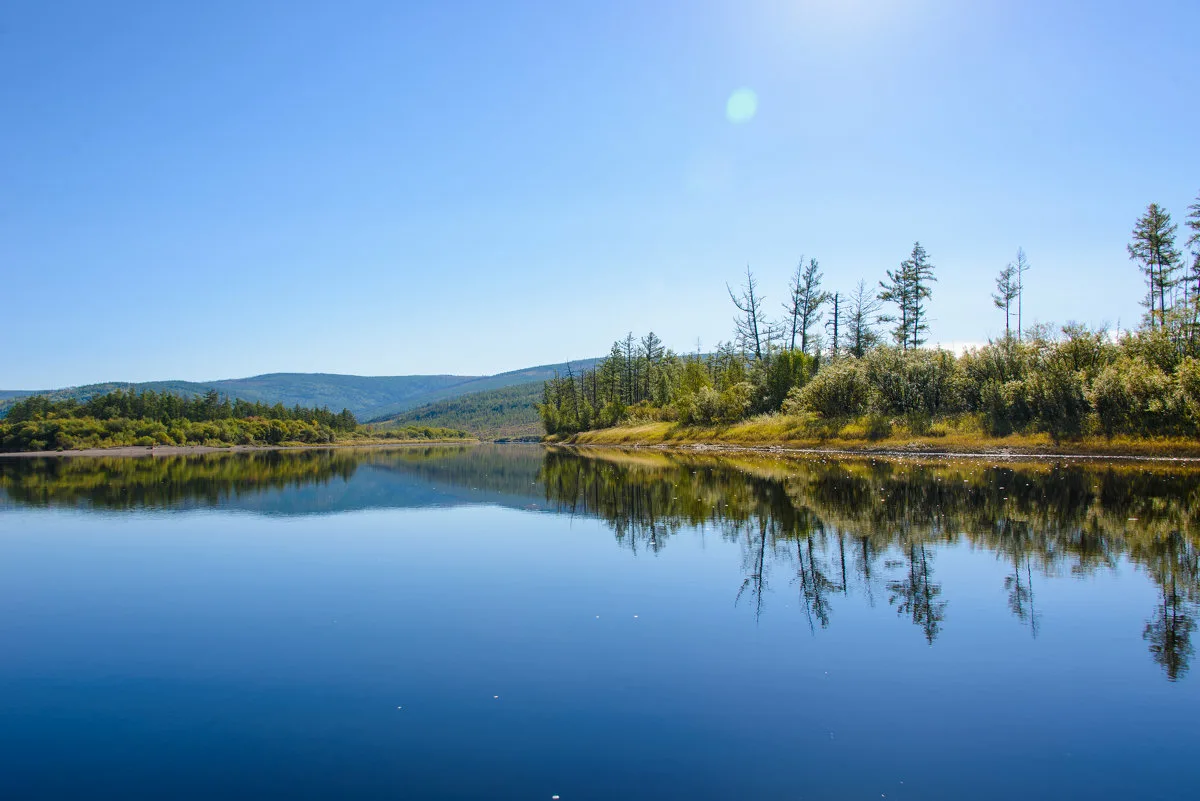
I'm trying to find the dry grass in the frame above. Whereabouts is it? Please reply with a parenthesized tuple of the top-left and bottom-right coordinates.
(563, 415, 1200, 459)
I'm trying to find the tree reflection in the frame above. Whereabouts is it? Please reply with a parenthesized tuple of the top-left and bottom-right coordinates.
(1136, 532, 1200, 681)
(888, 543, 945, 644)
(539, 447, 1200, 678)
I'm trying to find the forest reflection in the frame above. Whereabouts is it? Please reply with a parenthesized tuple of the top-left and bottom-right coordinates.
(2, 445, 1198, 680)
(539, 447, 1200, 681)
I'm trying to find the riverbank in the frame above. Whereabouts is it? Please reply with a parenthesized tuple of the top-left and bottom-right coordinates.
(0, 439, 479, 459)
(551, 420, 1200, 461)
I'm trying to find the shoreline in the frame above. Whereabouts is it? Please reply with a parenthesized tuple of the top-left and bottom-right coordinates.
(0, 439, 479, 459)
(555, 441, 1200, 464)
(552, 423, 1200, 463)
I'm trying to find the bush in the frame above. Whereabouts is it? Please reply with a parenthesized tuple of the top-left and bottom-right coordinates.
(1090, 359, 1176, 437)
(1026, 360, 1088, 440)
(864, 347, 963, 418)
(785, 359, 869, 419)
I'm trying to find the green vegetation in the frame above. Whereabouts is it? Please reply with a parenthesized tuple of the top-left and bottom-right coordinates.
(542, 197, 1200, 452)
(0, 389, 468, 452)
(1, 361, 602, 422)
(374, 381, 545, 440)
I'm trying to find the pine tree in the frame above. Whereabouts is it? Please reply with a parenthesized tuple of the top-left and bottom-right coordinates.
(1128, 203, 1181, 329)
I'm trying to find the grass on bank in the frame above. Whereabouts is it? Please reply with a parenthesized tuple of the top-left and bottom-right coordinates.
(550, 412, 1200, 458)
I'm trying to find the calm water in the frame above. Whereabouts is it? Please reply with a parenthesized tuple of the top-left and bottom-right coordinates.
(1, 445, 1198, 800)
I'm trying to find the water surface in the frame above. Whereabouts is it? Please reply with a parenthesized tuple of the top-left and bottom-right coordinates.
(1, 445, 1197, 800)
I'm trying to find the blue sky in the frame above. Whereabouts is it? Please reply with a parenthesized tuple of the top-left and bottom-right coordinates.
(3, 0, 1198, 387)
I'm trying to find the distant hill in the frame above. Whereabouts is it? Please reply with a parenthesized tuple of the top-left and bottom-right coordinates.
(374, 381, 545, 440)
(0, 360, 599, 422)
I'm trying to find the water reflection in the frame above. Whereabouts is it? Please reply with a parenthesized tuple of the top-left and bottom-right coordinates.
(537, 447, 1200, 679)
(2, 444, 1199, 680)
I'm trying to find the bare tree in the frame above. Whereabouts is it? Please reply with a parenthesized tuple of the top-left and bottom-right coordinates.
(728, 265, 767, 360)
(825, 292, 840, 358)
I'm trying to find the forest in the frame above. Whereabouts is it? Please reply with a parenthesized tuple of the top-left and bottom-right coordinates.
(0, 389, 468, 452)
(539, 196, 1200, 446)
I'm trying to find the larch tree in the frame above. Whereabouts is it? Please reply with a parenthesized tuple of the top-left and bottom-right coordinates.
(1128, 203, 1181, 329)
(845, 279, 883, 358)
(825, 292, 840, 358)
(880, 242, 936, 350)
(992, 261, 1019, 338)
(1014, 248, 1030, 341)
(728, 265, 767, 360)
(783, 256, 830, 355)
(1185, 193, 1200, 306)
(640, 331, 664, 401)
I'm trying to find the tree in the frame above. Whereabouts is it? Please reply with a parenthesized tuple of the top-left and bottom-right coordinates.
(845, 280, 882, 358)
(783, 257, 830, 355)
(825, 292, 840, 358)
(728, 265, 767, 360)
(992, 261, 1019, 338)
(1014, 248, 1030, 341)
(880, 242, 936, 350)
(1128, 203, 1181, 329)
(622, 333, 637, 403)
(1185, 193, 1200, 316)
(640, 332, 664, 401)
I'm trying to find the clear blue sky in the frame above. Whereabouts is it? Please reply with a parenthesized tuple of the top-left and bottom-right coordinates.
(3, 0, 1198, 388)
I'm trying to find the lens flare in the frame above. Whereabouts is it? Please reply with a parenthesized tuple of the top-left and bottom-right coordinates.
(725, 88, 758, 124)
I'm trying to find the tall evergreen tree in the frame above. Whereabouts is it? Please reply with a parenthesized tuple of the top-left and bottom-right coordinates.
(880, 242, 936, 350)
(783, 257, 830, 355)
(1128, 203, 1181, 329)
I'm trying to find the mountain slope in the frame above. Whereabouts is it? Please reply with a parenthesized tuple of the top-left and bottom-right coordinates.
(1, 359, 598, 422)
(362, 358, 600, 422)
(376, 381, 545, 440)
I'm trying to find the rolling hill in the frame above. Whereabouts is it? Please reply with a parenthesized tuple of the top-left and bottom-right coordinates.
(373, 381, 545, 440)
(0, 360, 598, 422)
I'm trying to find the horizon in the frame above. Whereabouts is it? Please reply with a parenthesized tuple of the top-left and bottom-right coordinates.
(5, 0, 1199, 387)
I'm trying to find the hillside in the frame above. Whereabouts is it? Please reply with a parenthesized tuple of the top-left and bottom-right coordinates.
(375, 381, 545, 440)
(0, 360, 599, 422)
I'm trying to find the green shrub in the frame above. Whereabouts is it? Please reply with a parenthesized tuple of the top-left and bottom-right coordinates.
(785, 358, 869, 419)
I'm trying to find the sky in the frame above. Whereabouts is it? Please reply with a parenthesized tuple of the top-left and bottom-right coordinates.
(3, 0, 1199, 388)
